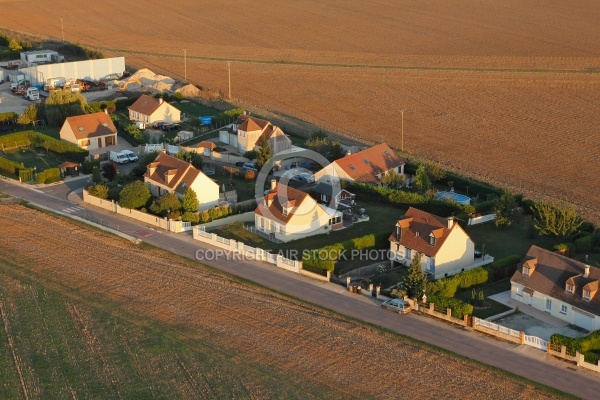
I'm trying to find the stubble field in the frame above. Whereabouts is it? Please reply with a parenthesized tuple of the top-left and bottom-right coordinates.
(0, 202, 568, 399)
(1, 0, 599, 221)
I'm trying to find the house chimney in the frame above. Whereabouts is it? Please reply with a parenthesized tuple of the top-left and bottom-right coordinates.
(584, 265, 590, 278)
(396, 224, 400, 241)
(104, 108, 108, 115)
(447, 217, 454, 229)
(270, 179, 277, 190)
(158, 98, 163, 104)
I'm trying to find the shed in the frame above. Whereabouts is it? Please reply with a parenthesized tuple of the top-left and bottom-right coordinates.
(177, 131, 194, 141)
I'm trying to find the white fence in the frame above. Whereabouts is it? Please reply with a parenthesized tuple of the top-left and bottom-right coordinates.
(473, 317, 520, 338)
(468, 213, 497, 225)
(524, 334, 548, 351)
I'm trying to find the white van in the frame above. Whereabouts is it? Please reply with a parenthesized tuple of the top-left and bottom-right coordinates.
(109, 151, 129, 164)
(24, 87, 39, 101)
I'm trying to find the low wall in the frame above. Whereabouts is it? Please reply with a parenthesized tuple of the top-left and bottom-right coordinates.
(468, 213, 497, 225)
(418, 302, 468, 327)
(192, 227, 304, 275)
(83, 190, 191, 233)
(199, 212, 255, 230)
(473, 317, 522, 344)
(577, 353, 600, 373)
(299, 269, 331, 282)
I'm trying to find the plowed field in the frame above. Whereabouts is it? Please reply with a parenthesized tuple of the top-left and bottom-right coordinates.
(0, 203, 569, 399)
(1, 0, 599, 221)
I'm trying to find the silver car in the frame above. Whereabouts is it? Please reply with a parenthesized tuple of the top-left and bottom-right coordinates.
(381, 299, 411, 314)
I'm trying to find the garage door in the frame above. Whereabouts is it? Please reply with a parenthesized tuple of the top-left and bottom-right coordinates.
(574, 310, 594, 331)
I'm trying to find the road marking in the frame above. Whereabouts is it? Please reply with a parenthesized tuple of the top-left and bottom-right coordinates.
(134, 230, 152, 238)
(62, 206, 85, 214)
(31, 188, 44, 193)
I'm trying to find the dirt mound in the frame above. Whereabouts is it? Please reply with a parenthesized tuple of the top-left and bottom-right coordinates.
(175, 84, 202, 98)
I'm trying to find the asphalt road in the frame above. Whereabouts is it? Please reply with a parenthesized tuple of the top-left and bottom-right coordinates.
(2, 177, 600, 399)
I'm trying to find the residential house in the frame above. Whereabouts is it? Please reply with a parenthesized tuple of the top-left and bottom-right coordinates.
(255, 181, 343, 243)
(312, 181, 355, 209)
(59, 111, 117, 151)
(128, 94, 181, 125)
(144, 152, 219, 210)
(511, 246, 600, 332)
(186, 141, 217, 158)
(219, 114, 292, 154)
(314, 143, 405, 185)
(388, 207, 476, 278)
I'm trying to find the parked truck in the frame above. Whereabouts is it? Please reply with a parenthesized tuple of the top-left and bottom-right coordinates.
(109, 151, 129, 164)
(24, 87, 39, 101)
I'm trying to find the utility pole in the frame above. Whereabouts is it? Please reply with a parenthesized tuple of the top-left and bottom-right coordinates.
(184, 49, 187, 81)
(60, 18, 64, 42)
(228, 61, 231, 100)
(399, 109, 407, 152)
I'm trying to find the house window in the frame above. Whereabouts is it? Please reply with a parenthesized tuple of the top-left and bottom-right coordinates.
(561, 305, 567, 314)
(429, 235, 435, 246)
(566, 284, 574, 293)
(545, 299, 552, 311)
(348, 164, 355, 170)
(428, 257, 435, 272)
(321, 194, 327, 201)
(583, 290, 590, 301)
(282, 208, 288, 217)
(523, 266, 530, 276)
(81, 139, 90, 146)
(279, 225, 284, 234)
(405, 248, 411, 260)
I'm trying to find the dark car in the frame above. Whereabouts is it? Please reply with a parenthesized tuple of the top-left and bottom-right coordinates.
(162, 123, 180, 132)
(153, 122, 166, 129)
(235, 161, 245, 168)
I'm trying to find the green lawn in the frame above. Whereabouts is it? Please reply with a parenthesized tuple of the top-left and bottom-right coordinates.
(174, 101, 220, 117)
(464, 213, 561, 260)
(210, 172, 260, 201)
(2, 147, 64, 171)
(455, 280, 512, 319)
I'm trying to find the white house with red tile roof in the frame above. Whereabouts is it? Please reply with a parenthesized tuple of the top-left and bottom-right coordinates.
(511, 246, 600, 331)
(314, 143, 405, 185)
(144, 152, 218, 210)
(388, 207, 478, 279)
(128, 94, 181, 125)
(255, 181, 343, 243)
(219, 114, 292, 154)
(59, 111, 117, 150)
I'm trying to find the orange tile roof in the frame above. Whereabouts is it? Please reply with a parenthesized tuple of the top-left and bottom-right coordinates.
(144, 152, 203, 195)
(128, 94, 161, 116)
(334, 143, 405, 184)
(64, 112, 117, 140)
(389, 207, 455, 257)
(236, 114, 270, 131)
(255, 183, 309, 224)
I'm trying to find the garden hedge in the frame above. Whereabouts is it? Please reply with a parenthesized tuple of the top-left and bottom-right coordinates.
(428, 294, 474, 319)
(551, 330, 600, 364)
(0, 112, 18, 124)
(574, 235, 595, 253)
(0, 157, 24, 176)
(36, 168, 61, 184)
(0, 131, 88, 162)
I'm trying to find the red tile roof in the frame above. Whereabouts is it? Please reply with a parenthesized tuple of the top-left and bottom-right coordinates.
(334, 143, 404, 184)
(255, 183, 309, 224)
(64, 112, 117, 140)
(389, 207, 455, 257)
(144, 152, 203, 195)
(128, 94, 161, 116)
(236, 114, 269, 131)
(511, 246, 600, 317)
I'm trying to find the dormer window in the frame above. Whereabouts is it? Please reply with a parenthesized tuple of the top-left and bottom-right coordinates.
(282, 208, 288, 217)
(348, 164, 355, 170)
(78, 127, 85, 131)
(429, 234, 435, 246)
(583, 290, 590, 301)
(523, 266, 530, 276)
(566, 284, 574, 294)
(415, 231, 420, 237)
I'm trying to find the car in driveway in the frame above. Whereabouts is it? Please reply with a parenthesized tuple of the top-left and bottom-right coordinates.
(121, 149, 138, 162)
(109, 151, 129, 164)
(381, 299, 411, 314)
(162, 123, 180, 132)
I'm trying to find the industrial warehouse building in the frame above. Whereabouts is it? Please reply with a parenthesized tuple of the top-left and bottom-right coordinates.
(17, 57, 125, 87)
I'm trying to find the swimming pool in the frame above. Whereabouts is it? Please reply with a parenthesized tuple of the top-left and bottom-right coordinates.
(436, 191, 471, 205)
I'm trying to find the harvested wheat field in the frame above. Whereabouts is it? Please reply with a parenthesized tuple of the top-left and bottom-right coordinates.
(1, 1, 600, 221)
(0, 202, 569, 399)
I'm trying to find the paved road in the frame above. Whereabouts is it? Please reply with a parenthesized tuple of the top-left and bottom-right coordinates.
(2, 177, 600, 399)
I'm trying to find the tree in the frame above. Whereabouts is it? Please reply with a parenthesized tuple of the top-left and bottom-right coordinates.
(401, 253, 427, 299)
(175, 150, 202, 170)
(87, 183, 109, 199)
(8, 39, 22, 51)
(92, 166, 102, 183)
(119, 181, 151, 210)
(43, 90, 88, 126)
(256, 137, 272, 169)
(532, 199, 583, 239)
(493, 189, 517, 227)
(243, 150, 258, 160)
(17, 104, 39, 125)
(150, 192, 182, 217)
(101, 162, 117, 181)
(380, 169, 406, 189)
(414, 165, 431, 191)
(182, 188, 199, 212)
(425, 162, 447, 182)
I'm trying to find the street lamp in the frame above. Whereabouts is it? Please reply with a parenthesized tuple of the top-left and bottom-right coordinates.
(399, 109, 407, 152)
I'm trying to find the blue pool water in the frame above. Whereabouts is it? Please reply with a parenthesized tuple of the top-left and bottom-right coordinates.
(436, 191, 471, 205)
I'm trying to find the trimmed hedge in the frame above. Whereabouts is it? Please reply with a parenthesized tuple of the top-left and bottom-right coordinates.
(0, 112, 18, 124)
(0, 157, 24, 176)
(0, 131, 88, 162)
(438, 173, 501, 199)
(36, 168, 61, 184)
(428, 294, 474, 319)
(574, 235, 595, 253)
(81, 160, 101, 174)
(431, 267, 489, 297)
(115, 97, 139, 110)
(551, 330, 600, 364)
(302, 233, 384, 272)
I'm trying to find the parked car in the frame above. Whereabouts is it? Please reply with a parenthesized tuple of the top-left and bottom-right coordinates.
(153, 122, 166, 129)
(381, 299, 411, 314)
(243, 162, 258, 172)
(294, 172, 315, 183)
(109, 151, 129, 164)
(162, 123, 180, 132)
(235, 161, 245, 168)
(121, 149, 139, 162)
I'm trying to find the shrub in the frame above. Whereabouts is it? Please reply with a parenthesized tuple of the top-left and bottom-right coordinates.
(574, 235, 595, 253)
(551, 330, 600, 363)
(351, 234, 376, 250)
(87, 183, 109, 199)
(0, 112, 19, 124)
(486, 255, 521, 272)
(119, 181, 151, 209)
(554, 243, 575, 256)
(428, 294, 473, 318)
(0, 131, 88, 162)
(123, 124, 146, 144)
(0, 157, 24, 176)
(150, 193, 182, 217)
(457, 268, 488, 290)
(243, 150, 258, 160)
(36, 168, 61, 184)
(181, 211, 200, 224)
(432, 277, 461, 298)
(81, 160, 100, 174)
(115, 97, 139, 110)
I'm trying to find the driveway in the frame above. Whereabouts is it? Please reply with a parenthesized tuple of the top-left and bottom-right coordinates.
(490, 291, 589, 340)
